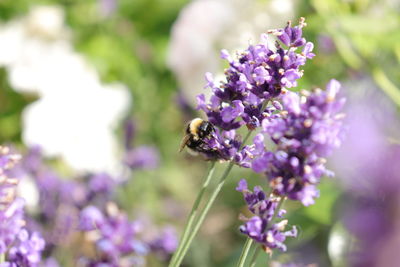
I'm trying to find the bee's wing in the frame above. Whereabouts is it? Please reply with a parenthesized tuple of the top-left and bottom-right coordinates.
(179, 134, 190, 152)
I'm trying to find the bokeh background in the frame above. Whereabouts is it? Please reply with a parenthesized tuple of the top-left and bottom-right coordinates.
(0, 0, 399, 266)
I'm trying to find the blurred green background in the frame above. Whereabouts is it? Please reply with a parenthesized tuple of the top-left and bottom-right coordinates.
(0, 0, 399, 266)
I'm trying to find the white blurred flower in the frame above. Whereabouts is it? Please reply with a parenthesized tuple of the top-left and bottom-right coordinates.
(328, 223, 352, 267)
(17, 176, 40, 213)
(0, 6, 131, 172)
(22, 84, 130, 172)
(26, 6, 68, 40)
(167, 0, 297, 105)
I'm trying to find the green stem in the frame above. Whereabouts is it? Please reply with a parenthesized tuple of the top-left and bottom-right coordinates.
(168, 161, 216, 266)
(236, 237, 254, 267)
(172, 130, 254, 267)
(0, 253, 5, 263)
(249, 247, 261, 267)
(241, 130, 254, 150)
(173, 161, 234, 266)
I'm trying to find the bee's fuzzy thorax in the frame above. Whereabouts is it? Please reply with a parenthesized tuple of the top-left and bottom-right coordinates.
(189, 118, 203, 137)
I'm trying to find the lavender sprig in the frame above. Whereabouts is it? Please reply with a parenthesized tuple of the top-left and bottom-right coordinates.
(0, 146, 45, 266)
(194, 18, 314, 163)
(79, 202, 177, 265)
(171, 18, 315, 266)
(236, 74, 344, 264)
(12, 144, 177, 265)
(171, 18, 344, 266)
(252, 80, 345, 206)
(236, 180, 296, 254)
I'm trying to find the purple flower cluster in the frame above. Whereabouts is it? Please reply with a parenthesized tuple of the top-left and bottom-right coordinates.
(195, 18, 315, 162)
(330, 85, 400, 267)
(338, 146, 400, 267)
(0, 146, 45, 266)
(14, 147, 117, 246)
(5, 230, 45, 266)
(79, 203, 177, 265)
(191, 18, 345, 256)
(236, 179, 296, 252)
(0, 147, 20, 209)
(10, 146, 176, 265)
(252, 80, 345, 205)
(194, 17, 344, 206)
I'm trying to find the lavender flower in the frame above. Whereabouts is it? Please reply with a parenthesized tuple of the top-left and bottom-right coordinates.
(88, 173, 116, 197)
(124, 146, 159, 170)
(252, 80, 345, 205)
(8, 147, 117, 249)
(6, 230, 45, 266)
(329, 83, 400, 267)
(198, 18, 313, 129)
(149, 227, 178, 259)
(192, 18, 315, 164)
(0, 146, 45, 266)
(237, 179, 297, 253)
(79, 203, 177, 265)
(79, 206, 105, 231)
(172, 17, 345, 266)
(10, 142, 174, 265)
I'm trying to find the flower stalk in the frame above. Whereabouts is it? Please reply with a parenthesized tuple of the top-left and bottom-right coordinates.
(169, 161, 216, 266)
(236, 237, 254, 267)
(237, 197, 286, 266)
(173, 160, 235, 266)
(249, 246, 261, 267)
(171, 130, 253, 266)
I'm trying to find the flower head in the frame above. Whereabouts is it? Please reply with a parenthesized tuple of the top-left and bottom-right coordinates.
(78, 203, 177, 266)
(237, 179, 296, 252)
(254, 80, 345, 205)
(191, 18, 315, 164)
(0, 146, 45, 266)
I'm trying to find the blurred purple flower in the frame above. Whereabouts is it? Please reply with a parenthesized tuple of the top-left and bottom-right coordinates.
(149, 227, 178, 258)
(7, 138, 169, 264)
(0, 198, 26, 250)
(124, 146, 160, 170)
(330, 80, 400, 266)
(79, 206, 105, 231)
(8, 147, 115, 249)
(7, 230, 45, 266)
(88, 173, 116, 196)
(78, 203, 177, 265)
(317, 34, 336, 54)
(123, 119, 136, 150)
(99, 0, 117, 17)
(0, 147, 45, 266)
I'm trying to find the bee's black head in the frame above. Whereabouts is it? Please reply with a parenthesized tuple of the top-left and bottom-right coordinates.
(198, 121, 214, 138)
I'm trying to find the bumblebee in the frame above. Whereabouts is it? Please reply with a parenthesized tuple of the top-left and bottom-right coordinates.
(179, 118, 215, 154)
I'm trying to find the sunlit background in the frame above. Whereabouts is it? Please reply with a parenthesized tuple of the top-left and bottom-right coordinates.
(0, 0, 399, 266)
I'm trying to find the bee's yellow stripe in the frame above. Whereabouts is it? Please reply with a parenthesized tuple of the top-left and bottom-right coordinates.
(189, 118, 203, 136)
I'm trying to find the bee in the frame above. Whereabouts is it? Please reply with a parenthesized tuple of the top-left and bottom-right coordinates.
(179, 118, 215, 154)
